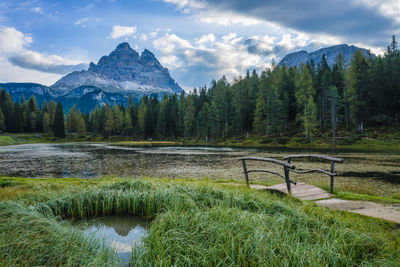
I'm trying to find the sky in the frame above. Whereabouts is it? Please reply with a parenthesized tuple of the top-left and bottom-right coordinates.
(0, 0, 399, 91)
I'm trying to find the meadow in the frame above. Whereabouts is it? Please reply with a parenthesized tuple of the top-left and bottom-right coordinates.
(0, 177, 399, 266)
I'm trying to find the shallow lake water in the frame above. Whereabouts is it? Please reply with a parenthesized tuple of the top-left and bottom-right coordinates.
(0, 142, 399, 196)
(0, 143, 262, 178)
(75, 215, 148, 265)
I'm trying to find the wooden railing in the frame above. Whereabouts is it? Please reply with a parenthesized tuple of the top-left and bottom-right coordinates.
(238, 157, 296, 195)
(283, 154, 344, 193)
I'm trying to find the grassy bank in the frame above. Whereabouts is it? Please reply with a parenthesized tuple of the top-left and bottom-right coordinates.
(0, 177, 399, 266)
(0, 136, 16, 146)
(2, 131, 400, 152)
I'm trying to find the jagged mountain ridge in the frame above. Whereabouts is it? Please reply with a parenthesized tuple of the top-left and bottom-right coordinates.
(0, 83, 145, 113)
(52, 42, 182, 95)
(278, 44, 372, 67)
(0, 83, 61, 105)
(0, 43, 184, 112)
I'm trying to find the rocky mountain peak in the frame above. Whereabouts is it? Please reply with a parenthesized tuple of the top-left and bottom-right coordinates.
(278, 44, 373, 68)
(115, 42, 131, 51)
(51, 42, 183, 95)
(140, 49, 162, 69)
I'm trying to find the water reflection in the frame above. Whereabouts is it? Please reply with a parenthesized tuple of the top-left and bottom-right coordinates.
(76, 215, 148, 265)
(0, 143, 399, 190)
(0, 143, 257, 178)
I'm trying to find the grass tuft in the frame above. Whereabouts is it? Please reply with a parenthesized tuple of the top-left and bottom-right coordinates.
(0, 179, 399, 266)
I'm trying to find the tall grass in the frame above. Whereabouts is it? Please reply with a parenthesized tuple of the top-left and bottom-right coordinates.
(0, 202, 119, 266)
(0, 180, 399, 266)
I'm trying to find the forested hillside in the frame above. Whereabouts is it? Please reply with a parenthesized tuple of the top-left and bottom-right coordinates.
(0, 37, 399, 143)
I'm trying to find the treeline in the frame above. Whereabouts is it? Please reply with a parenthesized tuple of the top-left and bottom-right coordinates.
(0, 36, 399, 142)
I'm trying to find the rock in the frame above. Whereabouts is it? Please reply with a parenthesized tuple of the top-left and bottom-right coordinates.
(51, 42, 183, 95)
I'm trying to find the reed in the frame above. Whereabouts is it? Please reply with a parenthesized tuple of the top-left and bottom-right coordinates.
(0, 179, 399, 266)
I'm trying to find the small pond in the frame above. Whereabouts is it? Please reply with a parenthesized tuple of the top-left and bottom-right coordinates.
(75, 215, 149, 265)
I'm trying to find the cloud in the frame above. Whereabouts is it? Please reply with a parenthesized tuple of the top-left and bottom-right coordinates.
(0, 27, 87, 76)
(153, 33, 271, 87)
(75, 17, 102, 28)
(110, 25, 138, 39)
(9, 51, 87, 74)
(32, 7, 43, 14)
(152, 29, 353, 89)
(164, 0, 399, 46)
(0, 58, 62, 85)
(0, 27, 32, 53)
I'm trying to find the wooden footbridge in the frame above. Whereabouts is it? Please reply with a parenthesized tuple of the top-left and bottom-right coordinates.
(239, 154, 344, 201)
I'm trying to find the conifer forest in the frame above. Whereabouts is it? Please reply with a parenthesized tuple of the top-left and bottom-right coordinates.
(1, 37, 399, 143)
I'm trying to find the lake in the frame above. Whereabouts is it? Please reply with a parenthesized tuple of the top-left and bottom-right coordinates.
(0, 143, 399, 196)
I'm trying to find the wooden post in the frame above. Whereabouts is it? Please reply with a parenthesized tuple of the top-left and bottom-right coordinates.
(284, 166, 292, 196)
(330, 161, 335, 193)
(241, 159, 250, 187)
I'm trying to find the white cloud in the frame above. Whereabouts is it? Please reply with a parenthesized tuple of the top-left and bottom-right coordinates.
(0, 27, 87, 82)
(163, 0, 263, 26)
(197, 10, 264, 26)
(33, 7, 44, 14)
(354, 0, 400, 22)
(0, 58, 62, 85)
(0, 27, 32, 54)
(196, 33, 216, 45)
(151, 28, 361, 89)
(75, 17, 102, 28)
(163, 0, 206, 9)
(110, 25, 138, 39)
(152, 32, 270, 87)
(140, 33, 148, 41)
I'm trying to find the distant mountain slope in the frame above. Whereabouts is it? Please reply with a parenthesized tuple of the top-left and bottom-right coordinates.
(52, 42, 183, 95)
(0, 83, 165, 113)
(279, 44, 372, 67)
(0, 83, 61, 104)
(57, 86, 127, 113)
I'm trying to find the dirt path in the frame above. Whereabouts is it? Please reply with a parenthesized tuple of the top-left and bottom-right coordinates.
(315, 198, 400, 223)
(224, 182, 400, 224)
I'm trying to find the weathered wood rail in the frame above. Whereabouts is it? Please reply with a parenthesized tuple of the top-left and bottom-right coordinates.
(239, 154, 344, 197)
(238, 157, 296, 195)
(284, 154, 344, 193)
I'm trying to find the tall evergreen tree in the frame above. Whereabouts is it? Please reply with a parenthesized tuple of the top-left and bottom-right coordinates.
(53, 102, 65, 138)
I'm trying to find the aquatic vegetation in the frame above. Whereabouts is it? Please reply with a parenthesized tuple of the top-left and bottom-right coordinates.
(0, 179, 399, 266)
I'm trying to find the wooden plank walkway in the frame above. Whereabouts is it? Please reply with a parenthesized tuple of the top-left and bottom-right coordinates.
(250, 182, 332, 201)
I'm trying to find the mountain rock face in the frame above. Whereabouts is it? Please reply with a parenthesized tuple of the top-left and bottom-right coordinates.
(0, 83, 61, 104)
(279, 44, 372, 67)
(52, 42, 182, 95)
(58, 86, 127, 113)
(0, 83, 129, 113)
(0, 43, 184, 112)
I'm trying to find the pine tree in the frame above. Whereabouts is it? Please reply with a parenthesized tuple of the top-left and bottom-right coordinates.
(77, 116, 86, 137)
(66, 105, 79, 133)
(138, 98, 148, 137)
(296, 64, 317, 141)
(42, 112, 51, 133)
(253, 86, 267, 134)
(184, 95, 195, 139)
(53, 102, 65, 138)
(346, 50, 371, 130)
(328, 86, 340, 144)
(122, 111, 132, 136)
(0, 110, 5, 132)
(208, 101, 220, 144)
(304, 96, 318, 143)
(113, 104, 123, 135)
(104, 109, 115, 136)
